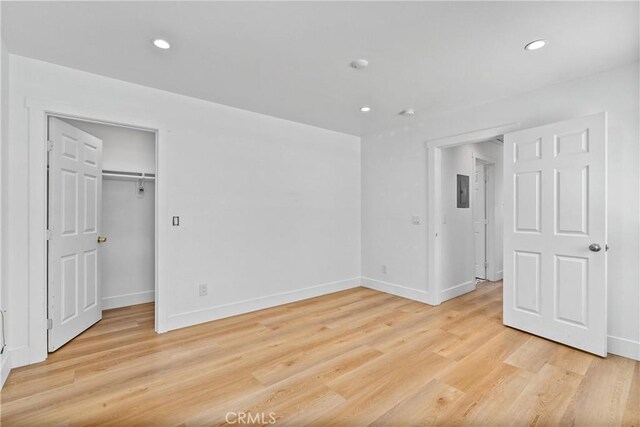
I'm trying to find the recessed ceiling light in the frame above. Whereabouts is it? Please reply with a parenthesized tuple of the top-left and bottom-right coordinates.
(152, 38, 171, 50)
(524, 39, 547, 51)
(350, 59, 369, 70)
(399, 109, 415, 117)
(360, 106, 371, 113)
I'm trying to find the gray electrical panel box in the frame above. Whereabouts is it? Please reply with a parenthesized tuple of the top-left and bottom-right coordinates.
(457, 174, 469, 208)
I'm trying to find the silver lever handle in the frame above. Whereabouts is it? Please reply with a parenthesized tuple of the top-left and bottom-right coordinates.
(589, 243, 601, 252)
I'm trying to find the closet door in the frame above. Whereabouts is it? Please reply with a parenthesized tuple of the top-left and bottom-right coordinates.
(48, 118, 104, 352)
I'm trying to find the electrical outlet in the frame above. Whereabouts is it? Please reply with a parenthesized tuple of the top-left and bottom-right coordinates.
(411, 216, 421, 225)
(199, 284, 208, 297)
(382, 265, 387, 275)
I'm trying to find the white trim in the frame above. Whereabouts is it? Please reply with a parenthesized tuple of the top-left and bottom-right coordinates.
(607, 335, 640, 361)
(426, 123, 519, 149)
(7, 346, 29, 369)
(426, 123, 518, 306)
(25, 97, 168, 365)
(361, 277, 430, 304)
(441, 280, 477, 302)
(426, 146, 442, 305)
(166, 278, 361, 331)
(494, 270, 504, 281)
(103, 291, 155, 310)
(0, 353, 11, 389)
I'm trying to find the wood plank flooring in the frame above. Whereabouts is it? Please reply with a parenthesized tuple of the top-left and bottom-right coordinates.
(2, 281, 639, 426)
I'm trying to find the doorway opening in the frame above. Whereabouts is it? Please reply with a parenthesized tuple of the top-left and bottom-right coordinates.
(427, 113, 608, 356)
(47, 115, 157, 352)
(439, 138, 503, 303)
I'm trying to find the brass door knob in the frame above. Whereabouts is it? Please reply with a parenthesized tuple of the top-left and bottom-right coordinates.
(97, 236, 107, 244)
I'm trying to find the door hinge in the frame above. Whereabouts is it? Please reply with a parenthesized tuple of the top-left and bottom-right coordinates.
(484, 261, 489, 268)
(47, 318, 53, 330)
(484, 219, 489, 225)
(47, 140, 54, 152)
(46, 229, 53, 240)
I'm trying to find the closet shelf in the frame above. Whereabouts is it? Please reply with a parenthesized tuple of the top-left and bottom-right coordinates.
(102, 169, 156, 181)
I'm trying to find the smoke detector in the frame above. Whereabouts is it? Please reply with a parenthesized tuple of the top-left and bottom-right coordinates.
(399, 109, 416, 117)
(350, 59, 369, 70)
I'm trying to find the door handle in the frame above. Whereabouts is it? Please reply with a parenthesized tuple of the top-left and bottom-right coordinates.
(97, 236, 107, 244)
(588, 243, 601, 252)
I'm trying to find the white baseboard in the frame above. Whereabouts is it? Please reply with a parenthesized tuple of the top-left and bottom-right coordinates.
(494, 270, 503, 281)
(361, 277, 431, 304)
(608, 335, 640, 361)
(166, 277, 361, 331)
(1, 352, 11, 389)
(441, 280, 476, 302)
(103, 290, 155, 310)
(6, 345, 29, 369)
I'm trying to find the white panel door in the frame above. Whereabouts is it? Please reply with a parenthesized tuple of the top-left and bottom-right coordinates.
(48, 118, 104, 352)
(503, 113, 607, 356)
(474, 161, 487, 279)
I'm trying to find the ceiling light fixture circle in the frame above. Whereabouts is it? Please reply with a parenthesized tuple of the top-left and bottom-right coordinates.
(360, 106, 372, 113)
(399, 109, 415, 117)
(524, 39, 547, 51)
(152, 38, 171, 50)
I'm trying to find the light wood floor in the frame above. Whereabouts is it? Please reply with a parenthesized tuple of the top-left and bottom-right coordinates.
(2, 281, 639, 426)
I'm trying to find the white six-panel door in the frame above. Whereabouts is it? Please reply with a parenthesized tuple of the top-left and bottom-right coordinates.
(503, 113, 607, 356)
(474, 161, 487, 279)
(48, 118, 104, 352)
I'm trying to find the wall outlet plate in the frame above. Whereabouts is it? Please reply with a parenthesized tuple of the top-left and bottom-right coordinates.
(199, 284, 208, 297)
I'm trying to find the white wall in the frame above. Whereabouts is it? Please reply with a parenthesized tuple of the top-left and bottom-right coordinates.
(6, 55, 361, 367)
(440, 140, 503, 299)
(362, 62, 640, 359)
(360, 127, 429, 301)
(101, 179, 155, 309)
(61, 118, 156, 310)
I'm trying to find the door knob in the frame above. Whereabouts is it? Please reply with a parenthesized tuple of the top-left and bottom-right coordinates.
(97, 236, 107, 244)
(589, 243, 601, 252)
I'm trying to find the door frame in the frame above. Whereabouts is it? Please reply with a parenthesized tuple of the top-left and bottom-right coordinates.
(426, 123, 519, 305)
(26, 97, 169, 365)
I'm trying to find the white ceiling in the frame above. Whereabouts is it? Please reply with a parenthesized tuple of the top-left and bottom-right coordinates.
(3, 1, 638, 136)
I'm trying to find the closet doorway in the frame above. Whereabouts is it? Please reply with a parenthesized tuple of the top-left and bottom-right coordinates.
(47, 116, 157, 352)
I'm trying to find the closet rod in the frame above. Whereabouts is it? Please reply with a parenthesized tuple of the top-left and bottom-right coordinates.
(102, 169, 155, 180)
